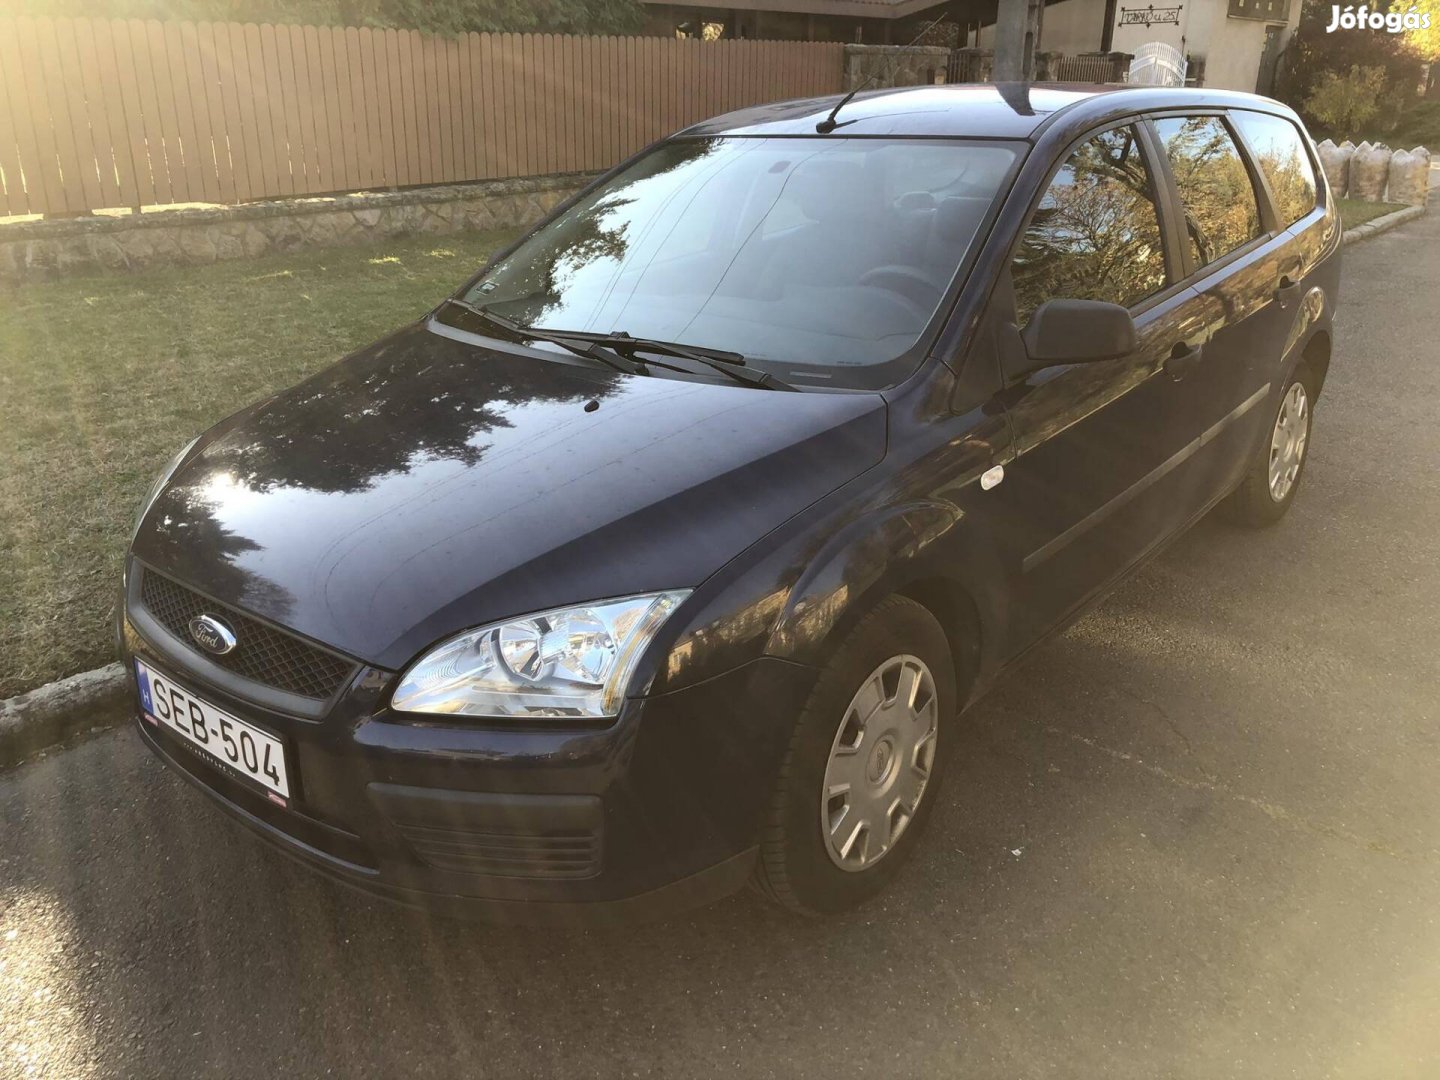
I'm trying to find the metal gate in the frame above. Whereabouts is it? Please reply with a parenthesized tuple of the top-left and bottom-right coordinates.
(946, 49, 1129, 85)
(946, 48, 993, 83)
(1052, 53, 1128, 82)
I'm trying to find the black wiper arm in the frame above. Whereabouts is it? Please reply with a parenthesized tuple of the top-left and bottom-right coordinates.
(438, 297, 645, 376)
(439, 299, 796, 391)
(439, 294, 514, 331)
(530, 334, 651, 377)
(550, 330, 797, 392)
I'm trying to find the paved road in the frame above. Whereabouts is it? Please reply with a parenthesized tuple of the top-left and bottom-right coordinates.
(5, 213, 1440, 1080)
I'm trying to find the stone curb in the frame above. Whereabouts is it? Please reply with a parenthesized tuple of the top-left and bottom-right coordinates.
(1, 196, 1431, 769)
(1342, 204, 1426, 246)
(0, 663, 130, 769)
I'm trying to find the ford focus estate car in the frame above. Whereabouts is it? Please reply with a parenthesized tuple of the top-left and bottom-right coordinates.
(120, 83, 1339, 921)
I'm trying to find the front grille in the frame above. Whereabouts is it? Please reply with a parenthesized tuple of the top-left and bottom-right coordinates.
(395, 821, 602, 879)
(139, 568, 356, 700)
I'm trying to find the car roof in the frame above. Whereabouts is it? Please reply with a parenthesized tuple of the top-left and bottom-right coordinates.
(677, 83, 1299, 141)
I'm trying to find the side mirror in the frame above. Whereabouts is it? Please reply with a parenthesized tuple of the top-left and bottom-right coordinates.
(1019, 299, 1138, 368)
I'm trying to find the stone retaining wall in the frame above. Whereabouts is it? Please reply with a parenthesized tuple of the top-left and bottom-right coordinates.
(842, 43, 952, 91)
(0, 172, 597, 284)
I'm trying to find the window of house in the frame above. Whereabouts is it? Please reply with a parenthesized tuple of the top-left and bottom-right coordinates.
(1153, 116, 1262, 269)
(1229, 111, 1319, 228)
(1011, 125, 1169, 328)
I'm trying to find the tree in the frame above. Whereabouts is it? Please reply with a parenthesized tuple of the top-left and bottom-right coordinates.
(0, 0, 646, 35)
(1403, 0, 1440, 59)
(1304, 65, 1390, 133)
(338, 0, 644, 35)
(1278, 0, 1426, 136)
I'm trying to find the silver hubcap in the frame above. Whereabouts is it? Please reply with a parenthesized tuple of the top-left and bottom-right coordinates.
(820, 655, 938, 872)
(1268, 382, 1309, 502)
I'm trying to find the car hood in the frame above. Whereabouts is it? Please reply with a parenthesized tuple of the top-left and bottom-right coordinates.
(132, 321, 886, 670)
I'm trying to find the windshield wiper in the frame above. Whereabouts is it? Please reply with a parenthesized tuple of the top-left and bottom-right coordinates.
(440, 298, 797, 391)
(438, 297, 646, 377)
(536, 328, 797, 392)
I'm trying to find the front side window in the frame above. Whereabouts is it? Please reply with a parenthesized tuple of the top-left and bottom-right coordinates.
(457, 136, 1019, 388)
(1230, 111, 1319, 228)
(1153, 116, 1262, 269)
(1011, 125, 1168, 328)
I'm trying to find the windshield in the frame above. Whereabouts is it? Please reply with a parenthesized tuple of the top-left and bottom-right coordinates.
(456, 136, 1019, 388)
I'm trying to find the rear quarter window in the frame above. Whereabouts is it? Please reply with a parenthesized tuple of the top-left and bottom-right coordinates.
(1230, 111, 1320, 228)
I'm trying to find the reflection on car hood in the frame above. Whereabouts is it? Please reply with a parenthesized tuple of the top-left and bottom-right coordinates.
(132, 321, 886, 670)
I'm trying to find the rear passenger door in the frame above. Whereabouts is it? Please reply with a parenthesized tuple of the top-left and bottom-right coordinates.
(1145, 112, 1303, 502)
(1229, 107, 1338, 341)
(990, 122, 1209, 657)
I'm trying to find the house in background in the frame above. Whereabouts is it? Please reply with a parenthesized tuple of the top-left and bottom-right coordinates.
(969, 0, 1297, 92)
(641, 0, 1299, 94)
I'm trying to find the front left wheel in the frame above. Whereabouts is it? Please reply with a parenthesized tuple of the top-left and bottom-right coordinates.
(752, 595, 956, 915)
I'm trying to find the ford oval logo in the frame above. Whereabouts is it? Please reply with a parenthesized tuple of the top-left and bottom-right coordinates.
(188, 614, 237, 656)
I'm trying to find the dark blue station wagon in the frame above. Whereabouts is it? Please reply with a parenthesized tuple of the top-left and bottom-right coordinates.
(121, 83, 1339, 921)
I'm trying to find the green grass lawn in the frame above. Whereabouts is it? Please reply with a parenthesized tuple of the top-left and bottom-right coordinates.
(1337, 198, 1409, 229)
(0, 229, 517, 699)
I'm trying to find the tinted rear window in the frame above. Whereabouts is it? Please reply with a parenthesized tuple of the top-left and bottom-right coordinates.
(1230, 111, 1319, 228)
(1154, 116, 1262, 270)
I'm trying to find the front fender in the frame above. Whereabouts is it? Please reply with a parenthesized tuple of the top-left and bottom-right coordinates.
(653, 485, 1010, 695)
(764, 497, 1009, 692)
(766, 501, 951, 659)
(652, 377, 1013, 700)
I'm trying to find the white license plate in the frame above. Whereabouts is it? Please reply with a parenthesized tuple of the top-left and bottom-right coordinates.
(135, 659, 291, 800)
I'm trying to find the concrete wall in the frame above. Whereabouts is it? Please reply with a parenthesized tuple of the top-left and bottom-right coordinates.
(976, 0, 1100, 54)
(1186, 2, 1300, 92)
(0, 174, 594, 285)
(1109, 5, 1187, 57)
(1041, 0, 1107, 55)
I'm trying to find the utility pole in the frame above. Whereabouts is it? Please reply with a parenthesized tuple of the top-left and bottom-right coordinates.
(993, 0, 1044, 80)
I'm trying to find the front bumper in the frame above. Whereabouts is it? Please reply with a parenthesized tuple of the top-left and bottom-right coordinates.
(120, 612, 817, 925)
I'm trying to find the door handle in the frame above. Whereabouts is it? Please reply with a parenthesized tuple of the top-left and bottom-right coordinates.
(1164, 341, 1204, 379)
(1275, 274, 1303, 306)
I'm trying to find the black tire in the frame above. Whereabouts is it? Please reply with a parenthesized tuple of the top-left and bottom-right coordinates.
(1223, 363, 1319, 527)
(752, 595, 956, 915)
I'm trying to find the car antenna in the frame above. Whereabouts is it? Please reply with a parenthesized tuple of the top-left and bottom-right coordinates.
(814, 83, 868, 134)
(815, 13, 951, 134)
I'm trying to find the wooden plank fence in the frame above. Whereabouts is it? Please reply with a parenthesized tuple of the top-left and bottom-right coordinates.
(0, 17, 843, 217)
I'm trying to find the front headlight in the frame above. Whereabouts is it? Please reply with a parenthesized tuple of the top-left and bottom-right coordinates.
(391, 591, 691, 720)
(131, 436, 200, 539)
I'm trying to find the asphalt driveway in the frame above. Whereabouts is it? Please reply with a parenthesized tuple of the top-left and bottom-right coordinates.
(3, 210, 1438, 1079)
